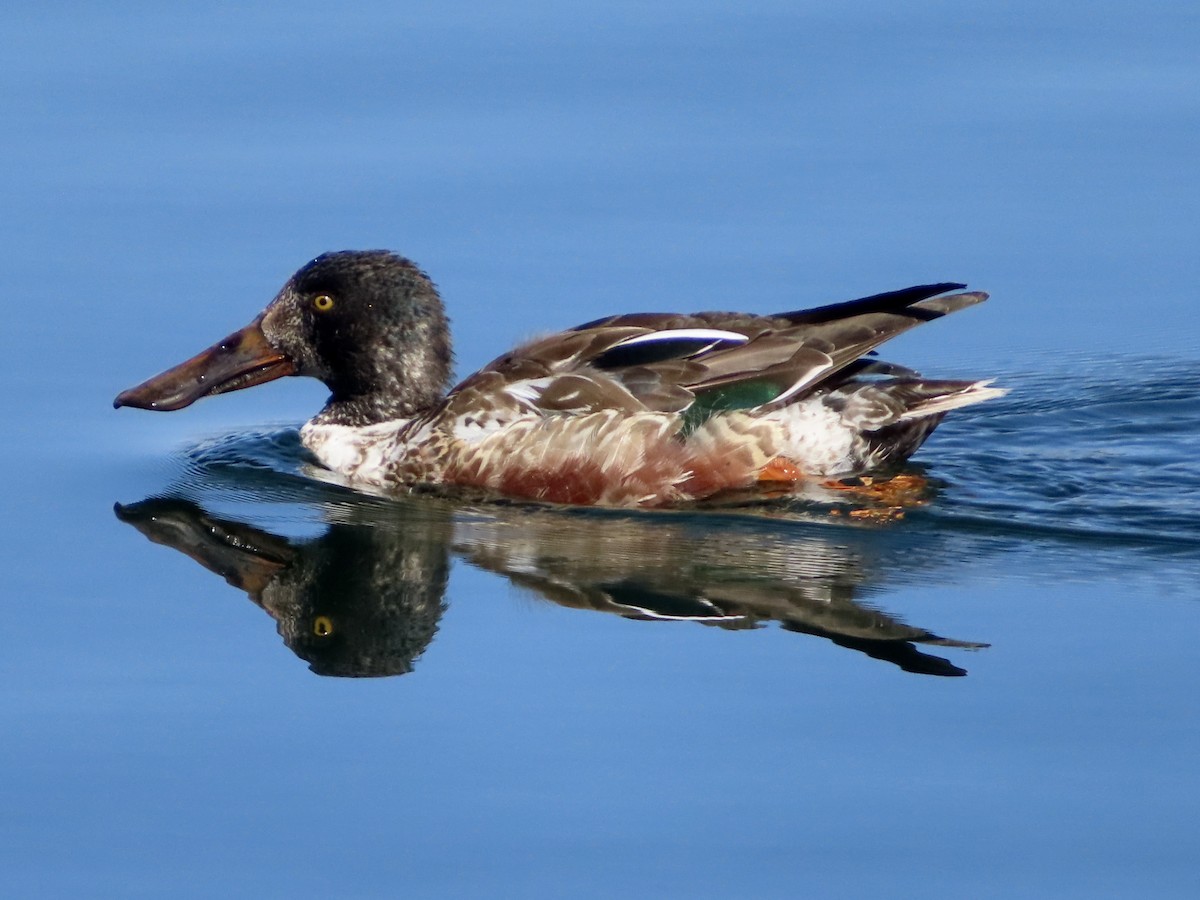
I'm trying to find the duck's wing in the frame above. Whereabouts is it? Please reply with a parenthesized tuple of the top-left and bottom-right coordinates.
(445, 283, 987, 418)
(681, 283, 988, 404)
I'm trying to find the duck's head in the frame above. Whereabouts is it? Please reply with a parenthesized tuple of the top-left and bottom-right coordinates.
(114, 250, 453, 425)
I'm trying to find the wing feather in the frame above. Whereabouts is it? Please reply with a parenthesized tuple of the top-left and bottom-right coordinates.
(452, 285, 989, 419)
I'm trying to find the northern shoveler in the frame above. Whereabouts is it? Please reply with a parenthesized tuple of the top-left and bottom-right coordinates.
(114, 250, 1004, 506)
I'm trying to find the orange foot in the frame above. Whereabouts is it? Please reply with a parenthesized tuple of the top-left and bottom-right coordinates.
(821, 473, 932, 520)
(756, 457, 804, 483)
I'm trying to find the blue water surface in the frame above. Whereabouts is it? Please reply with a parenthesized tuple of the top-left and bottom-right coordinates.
(3, 2, 1199, 897)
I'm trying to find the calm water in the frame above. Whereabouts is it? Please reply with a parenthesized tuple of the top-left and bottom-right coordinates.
(4, 2, 1199, 897)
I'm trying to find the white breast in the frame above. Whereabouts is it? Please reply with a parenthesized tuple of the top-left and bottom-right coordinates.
(300, 420, 410, 485)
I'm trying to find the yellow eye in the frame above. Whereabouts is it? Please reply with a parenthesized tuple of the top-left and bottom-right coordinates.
(313, 615, 334, 637)
(314, 294, 335, 312)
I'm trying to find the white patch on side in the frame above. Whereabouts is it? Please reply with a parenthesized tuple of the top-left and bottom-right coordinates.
(759, 398, 859, 476)
(300, 420, 408, 484)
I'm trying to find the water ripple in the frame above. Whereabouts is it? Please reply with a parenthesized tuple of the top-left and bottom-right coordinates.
(927, 354, 1200, 548)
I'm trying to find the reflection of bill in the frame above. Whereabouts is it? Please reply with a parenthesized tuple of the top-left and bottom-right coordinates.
(116, 497, 987, 679)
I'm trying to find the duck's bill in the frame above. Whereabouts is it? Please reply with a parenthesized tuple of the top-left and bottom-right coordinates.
(113, 318, 296, 411)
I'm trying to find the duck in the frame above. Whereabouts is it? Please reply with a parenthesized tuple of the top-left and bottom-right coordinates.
(114, 250, 1004, 506)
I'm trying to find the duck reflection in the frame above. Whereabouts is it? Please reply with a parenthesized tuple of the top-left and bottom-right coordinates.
(115, 495, 987, 678)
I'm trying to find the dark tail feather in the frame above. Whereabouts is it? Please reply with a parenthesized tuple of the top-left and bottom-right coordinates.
(777, 282, 973, 325)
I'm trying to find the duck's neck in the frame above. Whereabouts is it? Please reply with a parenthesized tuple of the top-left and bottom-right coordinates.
(313, 337, 454, 428)
(312, 392, 437, 428)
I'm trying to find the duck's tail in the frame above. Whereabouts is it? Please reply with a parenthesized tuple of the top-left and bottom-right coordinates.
(894, 378, 1008, 421)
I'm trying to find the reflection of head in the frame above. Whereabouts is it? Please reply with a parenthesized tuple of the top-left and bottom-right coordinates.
(263, 525, 449, 677)
(116, 497, 452, 678)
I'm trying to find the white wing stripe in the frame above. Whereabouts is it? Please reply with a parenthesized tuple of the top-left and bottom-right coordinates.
(771, 360, 835, 405)
(503, 377, 554, 404)
(613, 328, 750, 347)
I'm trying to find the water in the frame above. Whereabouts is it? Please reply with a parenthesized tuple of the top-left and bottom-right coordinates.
(4, 2, 1199, 897)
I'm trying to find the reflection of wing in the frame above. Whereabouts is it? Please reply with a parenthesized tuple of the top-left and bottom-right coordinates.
(453, 511, 986, 677)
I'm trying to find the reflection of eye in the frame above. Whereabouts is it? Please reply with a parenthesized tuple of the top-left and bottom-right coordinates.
(314, 294, 335, 312)
(313, 616, 334, 637)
